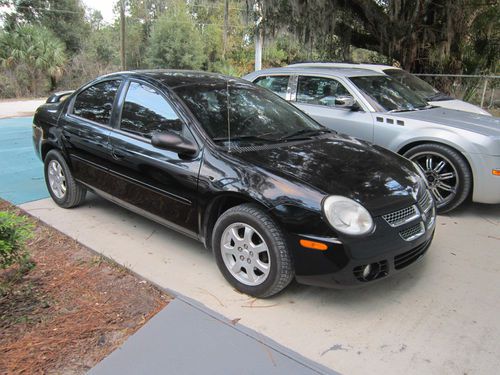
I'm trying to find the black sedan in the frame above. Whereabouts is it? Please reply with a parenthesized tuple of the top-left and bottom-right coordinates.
(33, 70, 436, 297)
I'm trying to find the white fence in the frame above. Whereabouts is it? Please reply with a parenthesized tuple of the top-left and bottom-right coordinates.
(414, 73, 499, 110)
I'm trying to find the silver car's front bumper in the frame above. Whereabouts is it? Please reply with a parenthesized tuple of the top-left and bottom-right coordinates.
(471, 153, 500, 204)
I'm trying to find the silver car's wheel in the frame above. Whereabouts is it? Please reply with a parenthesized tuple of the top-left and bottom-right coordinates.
(410, 151, 459, 207)
(220, 222, 271, 286)
(47, 160, 67, 199)
(212, 204, 294, 298)
(404, 143, 472, 213)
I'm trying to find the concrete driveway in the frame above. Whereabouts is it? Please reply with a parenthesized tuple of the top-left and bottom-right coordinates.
(21, 195, 500, 375)
(2, 103, 499, 374)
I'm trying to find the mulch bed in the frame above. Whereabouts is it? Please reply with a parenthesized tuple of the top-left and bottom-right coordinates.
(0, 200, 171, 374)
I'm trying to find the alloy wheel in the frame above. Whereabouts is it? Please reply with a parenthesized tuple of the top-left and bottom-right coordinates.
(410, 151, 459, 208)
(220, 222, 271, 286)
(47, 159, 67, 199)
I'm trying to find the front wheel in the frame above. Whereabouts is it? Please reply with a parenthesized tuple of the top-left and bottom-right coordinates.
(404, 143, 472, 213)
(212, 204, 294, 298)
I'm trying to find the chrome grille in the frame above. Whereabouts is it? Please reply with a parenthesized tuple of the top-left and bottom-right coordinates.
(399, 222, 425, 241)
(382, 205, 420, 227)
(418, 190, 436, 229)
(418, 190, 433, 214)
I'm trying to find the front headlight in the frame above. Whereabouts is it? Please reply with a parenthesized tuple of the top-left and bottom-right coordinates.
(323, 196, 374, 236)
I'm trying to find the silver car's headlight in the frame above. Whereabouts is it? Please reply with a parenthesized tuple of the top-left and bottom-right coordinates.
(323, 196, 374, 236)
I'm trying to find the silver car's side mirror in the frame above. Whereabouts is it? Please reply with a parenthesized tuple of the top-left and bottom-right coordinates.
(334, 95, 359, 110)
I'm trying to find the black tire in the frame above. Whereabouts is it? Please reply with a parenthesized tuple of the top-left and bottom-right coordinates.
(44, 150, 86, 208)
(403, 143, 472, 213)
(212, 204, 294, 298)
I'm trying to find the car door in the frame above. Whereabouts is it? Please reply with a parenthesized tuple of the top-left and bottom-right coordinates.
(61, 79, 122, 192)
(292, 75, 375, 142)
(107, 80, 202, 238)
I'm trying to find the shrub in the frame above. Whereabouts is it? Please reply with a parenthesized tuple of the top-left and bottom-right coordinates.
(0, 211, 34, 270)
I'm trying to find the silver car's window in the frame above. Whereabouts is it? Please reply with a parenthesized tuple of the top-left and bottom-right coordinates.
(296, 76, 350, 107)
(350, 75, 429, 112)
(253, 75, 289, 98)
(120, 82, 183, 139)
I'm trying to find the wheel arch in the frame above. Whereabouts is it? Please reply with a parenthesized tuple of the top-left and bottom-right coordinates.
(201, 193, 274, 251)
(397, 139, 475, 200)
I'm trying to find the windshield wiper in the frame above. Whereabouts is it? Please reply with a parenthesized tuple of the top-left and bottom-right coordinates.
(212, 134, 278, 143)
(388, 108, 417, 113)
(278, 128, 333, 141)
(426, 92, 452, 101)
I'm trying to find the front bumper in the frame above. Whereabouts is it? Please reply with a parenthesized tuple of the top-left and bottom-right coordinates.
(290, 193, 437, 288)
(294, 231, 434, 288)
(471, 154, 500, 204)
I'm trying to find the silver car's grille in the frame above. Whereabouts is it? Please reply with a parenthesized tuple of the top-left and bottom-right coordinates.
(382, 205, 420, 227)
(399, 222, 425, 241)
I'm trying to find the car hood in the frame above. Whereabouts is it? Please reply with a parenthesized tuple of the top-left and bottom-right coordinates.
(235, 135, 423, 216)
(428, 99, 491, 116)
(393, 107, 500, 136)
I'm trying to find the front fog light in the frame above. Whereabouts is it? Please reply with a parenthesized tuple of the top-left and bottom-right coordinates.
(323, 195, 374, 236)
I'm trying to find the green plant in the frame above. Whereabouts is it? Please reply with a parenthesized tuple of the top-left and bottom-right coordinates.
(0, 211, 34, 271)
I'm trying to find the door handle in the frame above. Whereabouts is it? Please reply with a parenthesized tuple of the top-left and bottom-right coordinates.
(111, 149, 126, 160)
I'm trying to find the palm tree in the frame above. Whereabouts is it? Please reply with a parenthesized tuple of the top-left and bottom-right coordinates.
(0, 25, 67, 95)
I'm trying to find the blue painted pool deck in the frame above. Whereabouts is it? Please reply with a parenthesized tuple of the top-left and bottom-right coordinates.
(0, 117, 49, 204)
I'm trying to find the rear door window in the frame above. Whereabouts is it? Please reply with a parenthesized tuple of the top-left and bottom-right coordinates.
(253, 75, 290, 98)
(72, 80, 121, 125)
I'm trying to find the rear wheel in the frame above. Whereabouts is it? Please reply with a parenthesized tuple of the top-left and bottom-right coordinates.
(44, 150, 86, 208)
(212, 204, 294, 298)
(404, 143, 471, 213)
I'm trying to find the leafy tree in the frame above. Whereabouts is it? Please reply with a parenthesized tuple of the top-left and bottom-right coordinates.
(257, 0, 499, 75)
(0, 24, 67, 94)
(5, 0, 90, 53)
(146, 2, 206, 69)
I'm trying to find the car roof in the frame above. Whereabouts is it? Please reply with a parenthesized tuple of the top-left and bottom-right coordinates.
(99, 69, 248, 88)
(245, 66, 385, 78)
(287, 62, 402, 73)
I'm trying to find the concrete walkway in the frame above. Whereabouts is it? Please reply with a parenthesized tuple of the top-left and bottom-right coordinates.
(0, 98, 44, 119)
(90, 298, 335, 375)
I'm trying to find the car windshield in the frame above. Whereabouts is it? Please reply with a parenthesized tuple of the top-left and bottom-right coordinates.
(383, 68, 444, 100)
(174, 81, 325, 146)
(350, 75, 430, 112)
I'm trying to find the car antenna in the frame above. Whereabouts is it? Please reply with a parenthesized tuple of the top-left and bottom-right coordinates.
(226, 78, 231, 152)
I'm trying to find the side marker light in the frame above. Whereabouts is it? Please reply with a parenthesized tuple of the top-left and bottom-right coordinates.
(299, 239, 328, 251)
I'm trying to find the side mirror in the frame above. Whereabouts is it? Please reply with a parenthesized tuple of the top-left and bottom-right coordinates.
(334, 95, 360, 111)
(151, 132, 197, 156)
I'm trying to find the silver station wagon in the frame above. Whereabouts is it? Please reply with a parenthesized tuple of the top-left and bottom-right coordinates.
(243, 67, 500, 213)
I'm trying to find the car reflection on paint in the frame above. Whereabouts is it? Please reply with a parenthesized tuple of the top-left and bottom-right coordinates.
(33, 70, 435, 298)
